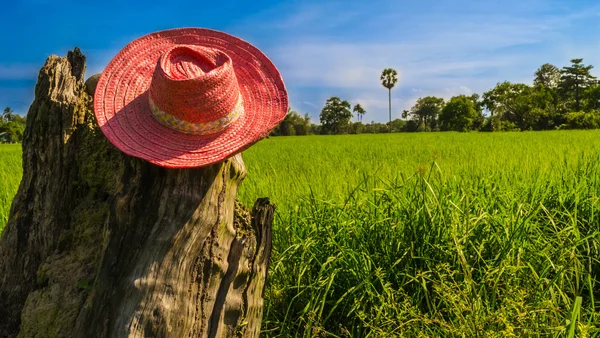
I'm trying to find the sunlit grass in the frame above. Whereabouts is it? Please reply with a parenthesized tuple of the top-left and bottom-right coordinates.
(0, 144, 21, 234)
(240, 130, 600, 337)
(256, 157, 600, 336)
(238, 130, 600, 211)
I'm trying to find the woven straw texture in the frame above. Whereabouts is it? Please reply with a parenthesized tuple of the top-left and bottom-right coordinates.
(94, 28, 288, 168)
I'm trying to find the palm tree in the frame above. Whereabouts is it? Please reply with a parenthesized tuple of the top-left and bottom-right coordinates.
(380, 69, 398, 127)
(3, 107, 14, 122)
(353, 104, 366, 122)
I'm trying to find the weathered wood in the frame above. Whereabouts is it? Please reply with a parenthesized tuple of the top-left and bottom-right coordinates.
(0, 49, 274, 338)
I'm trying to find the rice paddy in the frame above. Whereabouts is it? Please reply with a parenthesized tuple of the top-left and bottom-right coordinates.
(0, 144, 21, 234)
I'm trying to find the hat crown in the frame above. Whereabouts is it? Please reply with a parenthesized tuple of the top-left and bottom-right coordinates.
(149, 45, 241, 124)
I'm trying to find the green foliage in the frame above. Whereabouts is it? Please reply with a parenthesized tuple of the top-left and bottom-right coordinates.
(0, 107, 26, 143)
(482, 82, 561, 131)
(559, 59, 597, 112)
(1, 122, 25, 143)
(482, 82, 527, 127)
(562, 111, 600, 129)
(496, 119, 520, 131)
(380, 68, 398, 90)
(362, 122, 390, 134)
(439, 95, 480, 131)
(534, 63, 561, 88)
(408, 96, 444, 131)
(388, 118, 405, 132)
(402, 119, 420, 132)
(319, 97, 353, 134)
(352, 104, 366, 122)
(272, 108, 311, 136)
(584, 84, 600, 111)
(349, 122, 364, 134)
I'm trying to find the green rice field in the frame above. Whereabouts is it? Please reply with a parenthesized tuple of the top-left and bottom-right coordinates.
(1, 131, 600, 337)
(0, 144, 21, 234)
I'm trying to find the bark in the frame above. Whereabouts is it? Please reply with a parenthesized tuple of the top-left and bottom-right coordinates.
(0, 48, 274, 338)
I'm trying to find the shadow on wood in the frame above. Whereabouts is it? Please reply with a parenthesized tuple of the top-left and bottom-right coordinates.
(0, 48, 274, 338)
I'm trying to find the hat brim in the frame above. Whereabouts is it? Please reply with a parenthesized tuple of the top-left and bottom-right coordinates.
(94, 28, 288, 168)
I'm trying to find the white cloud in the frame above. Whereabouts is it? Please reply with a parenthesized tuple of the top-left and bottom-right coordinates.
(260, 0, 600, 122)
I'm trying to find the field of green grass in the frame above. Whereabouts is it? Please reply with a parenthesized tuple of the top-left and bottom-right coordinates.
(2, 131, 600, 336)
(0, 144, 21, 234)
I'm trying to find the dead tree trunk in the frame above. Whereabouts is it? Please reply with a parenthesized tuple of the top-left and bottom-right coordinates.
(0, 48, 274, 338)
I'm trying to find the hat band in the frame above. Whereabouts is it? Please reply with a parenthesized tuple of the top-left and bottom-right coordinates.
(148, 94, 244, 135)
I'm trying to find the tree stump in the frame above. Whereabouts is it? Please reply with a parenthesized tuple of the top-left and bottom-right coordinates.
(0, 48, 274, 338)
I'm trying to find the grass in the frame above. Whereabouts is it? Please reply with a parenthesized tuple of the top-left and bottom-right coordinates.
(0, 144, 21, 234)
(2, 130, 600, 336)
(238, 131, 600, 211)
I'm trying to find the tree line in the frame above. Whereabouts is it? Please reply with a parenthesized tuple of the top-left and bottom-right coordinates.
(0, 107, 26, 143)
(272, 58, 600, 136)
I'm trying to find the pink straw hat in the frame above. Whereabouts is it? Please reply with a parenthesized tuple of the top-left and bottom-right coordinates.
(94, 28, 288, 168)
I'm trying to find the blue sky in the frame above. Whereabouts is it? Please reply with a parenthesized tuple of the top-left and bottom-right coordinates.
(1, 0, 600, 123)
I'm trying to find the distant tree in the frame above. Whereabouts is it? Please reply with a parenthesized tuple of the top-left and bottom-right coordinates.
(584, 84, 600, 111)
(363, 122, 390, 133)
(0, 107, 27, 143)
(11, 113, 26, 126)
(439, 95, 479, 131)
(349, 122, 365, 134)
(388, 118, 406, 132)
(4, 121, 25, 142)
(380, 68, 398, 127)
(482, 81, 512, 122)
(309, 123, 321, 135)
(482, 82, 537, 130)
(270, 108, 290, 136)
(401, 109, 409, 120)
(272, 108, 311, 136)
(319, 97, 353, 134)
(531, 84, 564, 129)
(563, 111, 600, 129)
(3, 107, 14, 122)
(300, 113, 311, 135)
(533, 64, 561, 114)
(468, 93, 485, 130)
(402, 119, 420, 132)
(482, 81, 561, 131)
(533, 85, 560, 119)
(559, 58, 597, 112)
(468, 93, 483, 113)
(363, 122, 377, 134)
(408, 96, 444, 131)
(534, 63, 561, 88)
(353, 104, 366, 122)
